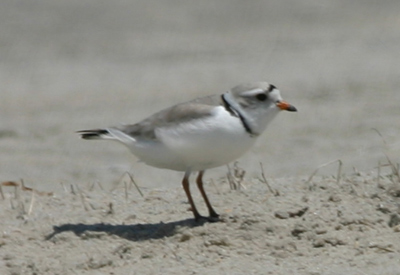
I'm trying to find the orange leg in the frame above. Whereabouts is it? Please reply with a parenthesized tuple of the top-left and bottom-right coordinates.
(182, 171, 202, 221)
(196, 170, 219, 219)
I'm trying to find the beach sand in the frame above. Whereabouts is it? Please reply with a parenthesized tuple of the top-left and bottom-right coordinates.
(1, 172, 400, 274)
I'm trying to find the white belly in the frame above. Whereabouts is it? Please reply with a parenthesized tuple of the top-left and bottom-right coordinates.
(129, 107, 257, 171)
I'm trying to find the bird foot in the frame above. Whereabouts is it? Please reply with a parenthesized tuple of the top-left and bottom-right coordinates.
(194, 214, 220, 223)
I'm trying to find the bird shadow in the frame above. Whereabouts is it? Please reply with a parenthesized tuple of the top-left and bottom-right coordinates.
(45, 218, 207, 242)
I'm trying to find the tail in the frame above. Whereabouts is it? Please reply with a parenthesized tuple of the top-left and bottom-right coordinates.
(77, 129, 114, 140)
(77, 128, 136, 146)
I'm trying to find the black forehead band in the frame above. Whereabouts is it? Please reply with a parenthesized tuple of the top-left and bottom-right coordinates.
(268, 84, 276, 93)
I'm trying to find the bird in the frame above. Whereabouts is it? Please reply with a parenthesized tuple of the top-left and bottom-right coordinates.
(78, 82, 297, 221)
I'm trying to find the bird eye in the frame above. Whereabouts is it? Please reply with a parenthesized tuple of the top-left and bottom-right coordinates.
(256, 93, 267, 101)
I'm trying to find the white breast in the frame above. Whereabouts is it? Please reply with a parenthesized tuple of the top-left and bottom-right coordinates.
(129, 106, 257, 171)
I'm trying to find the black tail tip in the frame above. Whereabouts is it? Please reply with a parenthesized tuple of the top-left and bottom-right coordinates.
(76, 129, 108, 139)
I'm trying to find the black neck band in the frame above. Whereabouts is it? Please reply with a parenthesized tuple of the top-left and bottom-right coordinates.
(221, 94, 253, 135)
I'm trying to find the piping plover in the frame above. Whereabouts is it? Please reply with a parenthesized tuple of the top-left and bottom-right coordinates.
(78, 82, 296, 221)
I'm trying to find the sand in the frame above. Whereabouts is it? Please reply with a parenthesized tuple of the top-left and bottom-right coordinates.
(1, 172, 400, 274)
(1, 0, 400, 274)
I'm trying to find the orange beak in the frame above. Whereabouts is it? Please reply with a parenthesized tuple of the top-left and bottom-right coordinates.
(277, 101, 297, 112)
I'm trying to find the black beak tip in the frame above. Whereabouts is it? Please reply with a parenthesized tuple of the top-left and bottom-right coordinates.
(288, 105, 297, 112)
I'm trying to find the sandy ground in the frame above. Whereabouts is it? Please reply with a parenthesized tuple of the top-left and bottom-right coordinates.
(1, 0, 400, 274)
(1, 172, 400, 274)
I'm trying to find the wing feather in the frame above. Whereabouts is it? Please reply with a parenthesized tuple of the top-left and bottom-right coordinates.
(115, 94, 222, 140)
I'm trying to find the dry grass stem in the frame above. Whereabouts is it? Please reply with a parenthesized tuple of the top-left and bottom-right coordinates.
(233, 162, 246, 189)
(10, 198, 15, 210)
(124, 181, 129, 201)
(384, 153, 400, 183)
(259, 162, 279, 196)
(0, 184, 4, 200)
(210, 178, 221, 195)
(377, 161, 381, 186)
(76, 185, 89, 211)
(96, 181, 104, 191)
(306, 159, 343, 185)
(89, 182, 96, 191)
(20, 200, 26, 215)
(14, 182, 20, 199)
(60, 182, 68, 193)
(111, 172, 144, 198)
(70, 184, 77, 195)
(107, 202, 114, 215)
(226, 162, 246, 190)
(227, 165, 235, 190)
(372, 128, 400, 184)
(0, 181, 21, 199)
(28, 191, 35, 215)
(126, 172, 144, 198)
(372, 128, 387, 145)
(1, 180, 53, 198)
(110, 173, 125, 192)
